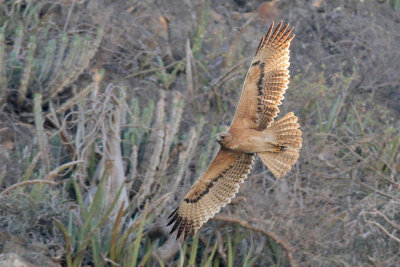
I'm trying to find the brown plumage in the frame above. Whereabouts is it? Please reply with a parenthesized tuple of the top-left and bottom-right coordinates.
(167, 21, 302, 240)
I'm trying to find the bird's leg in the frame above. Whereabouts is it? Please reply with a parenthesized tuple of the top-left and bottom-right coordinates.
(272, 144, 288, 152)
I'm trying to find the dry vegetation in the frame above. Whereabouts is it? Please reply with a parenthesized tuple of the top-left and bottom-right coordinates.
(0, 0, 399, 266)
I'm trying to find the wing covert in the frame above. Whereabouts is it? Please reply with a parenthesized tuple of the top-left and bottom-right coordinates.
(167, 149, 254, 240)
(230, 21, 294, 131)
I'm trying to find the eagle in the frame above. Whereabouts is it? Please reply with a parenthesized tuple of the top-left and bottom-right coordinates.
(167, 21, 302, 240)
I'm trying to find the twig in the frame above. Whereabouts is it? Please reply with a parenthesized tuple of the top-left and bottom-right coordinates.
(121, 193, 170, 246)
(159, 91, 184, 175)
(46, 102, 76, 158)
(45, 82, 94, 117)
(212, 215, 297, 267)
(365, 219, 400, 243)
(63, 0, 75, 31)
(46, 160, 85, 181)
(139, 90, 166, 204)
(125, 61, 181, 79)
(366, 210, 400, 232)
(186, 39, 195, 96)
(0, 160, 84, 195)
(216, 229, 227, 264)
(34, 94, 51, 172)
(210, 56, 251, 89)
(102, 255, 121, 266)
(224, 14, 257, 67)
(172, 126, 198, 193)
(354, 179, 400, 202)
(0, 180, 60, 196)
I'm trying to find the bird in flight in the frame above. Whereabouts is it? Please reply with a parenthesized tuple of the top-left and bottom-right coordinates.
(167, 21, 302, 240)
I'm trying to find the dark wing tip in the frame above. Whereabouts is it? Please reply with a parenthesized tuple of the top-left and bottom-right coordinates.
(176, 218, 187, 239)
(184, 220, 193, 241)
(167, 209, 195, 241)
(166, 211, 179, 227)
(167, 207, 179, 219)
(256, 21, 274, 54)
(169, 215, 182, 235)
(256, 21, 295, 54)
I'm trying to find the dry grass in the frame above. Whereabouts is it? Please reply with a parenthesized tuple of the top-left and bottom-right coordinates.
(0, 0, 399, 266)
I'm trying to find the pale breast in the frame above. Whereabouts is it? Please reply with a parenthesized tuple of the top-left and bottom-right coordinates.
(227, 128, 276, 153)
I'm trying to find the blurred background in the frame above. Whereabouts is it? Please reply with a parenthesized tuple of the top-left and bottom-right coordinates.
(0, 0, 399, 266)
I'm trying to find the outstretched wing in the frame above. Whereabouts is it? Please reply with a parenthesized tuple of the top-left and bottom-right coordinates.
(230, 21, 294, 131)
(167, 149, 254, 240)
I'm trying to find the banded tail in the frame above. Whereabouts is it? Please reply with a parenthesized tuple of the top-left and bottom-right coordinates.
(258, 112, 302, 178)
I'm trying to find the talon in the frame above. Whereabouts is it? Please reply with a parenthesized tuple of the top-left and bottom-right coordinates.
(275, 145, 287, 152)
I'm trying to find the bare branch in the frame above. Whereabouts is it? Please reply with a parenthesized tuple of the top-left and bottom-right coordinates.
(212, 215, 297, 267)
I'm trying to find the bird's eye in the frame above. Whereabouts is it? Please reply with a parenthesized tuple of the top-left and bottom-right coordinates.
(221, 136, 225, 139)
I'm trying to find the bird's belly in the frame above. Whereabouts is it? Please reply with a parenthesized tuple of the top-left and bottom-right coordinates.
(229, 129, 276, 153)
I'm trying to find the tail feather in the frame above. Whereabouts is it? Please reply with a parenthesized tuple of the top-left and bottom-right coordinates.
(260, 150, 299, 178)
(258, 112, 302, 178)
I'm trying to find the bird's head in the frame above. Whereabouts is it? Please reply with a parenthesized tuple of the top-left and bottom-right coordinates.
(216, 132, 232, 146)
